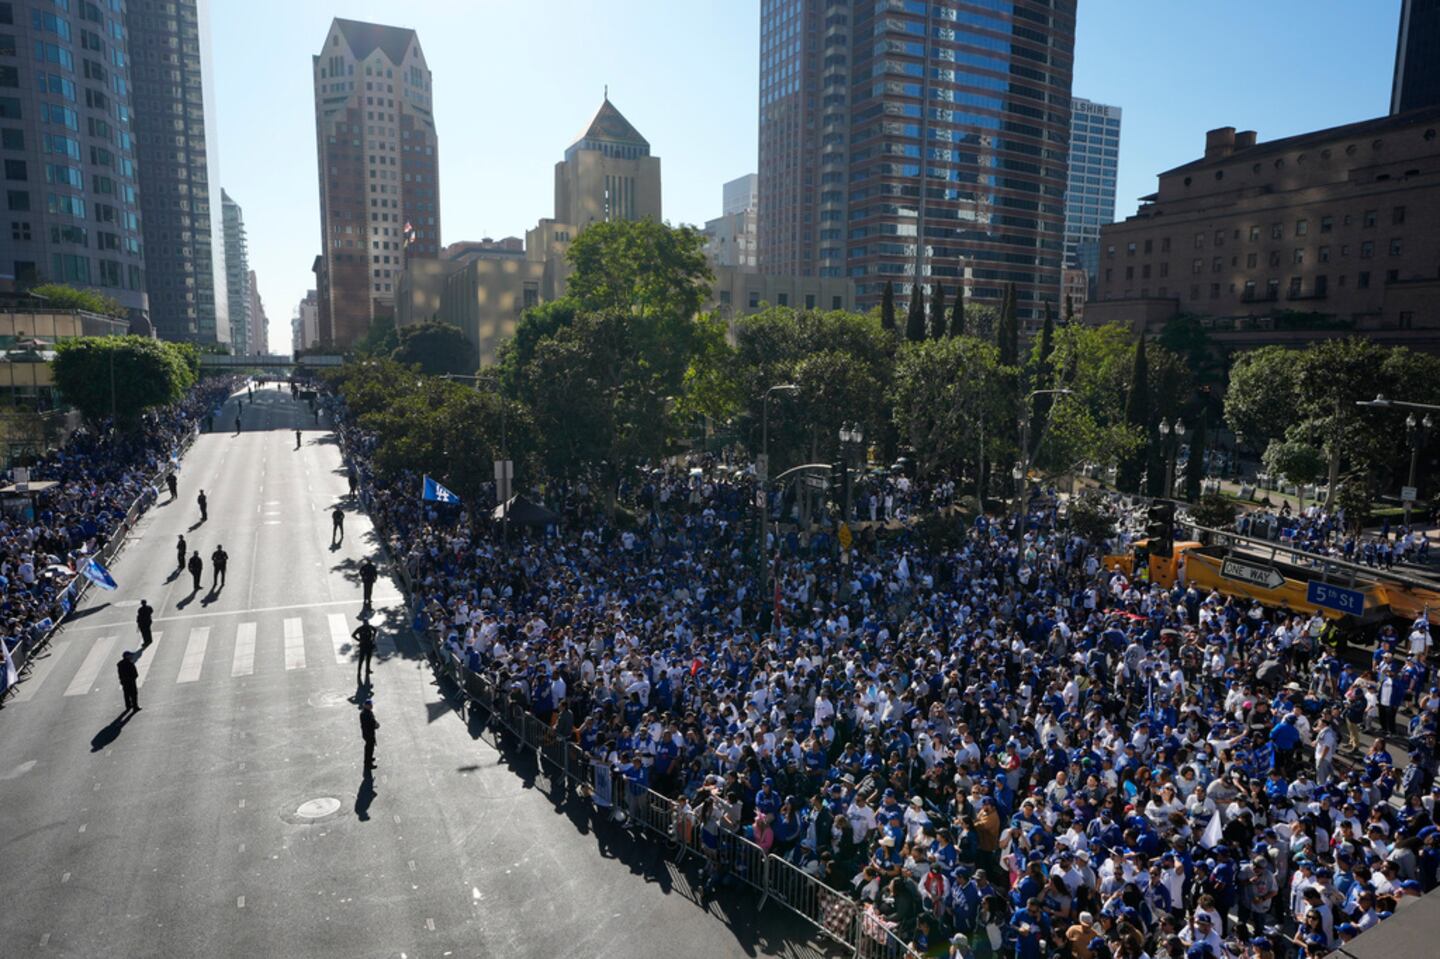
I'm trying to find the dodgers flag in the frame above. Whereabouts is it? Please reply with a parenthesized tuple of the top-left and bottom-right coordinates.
(422, 475, 460, 505)
(81, 557, 118, 591)
(2, 637, 17, 692)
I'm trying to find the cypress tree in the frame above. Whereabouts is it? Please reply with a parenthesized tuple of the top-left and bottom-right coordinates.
(949, 282, 966, 336)
(997, 283, 1018, 366)
(1184, 409, 1209, 502)
(1117, 335, 1150, 493)
(880, 280, 896, 332)
(929, 283, 947, 339)
(1030, 302, 1056, 448)
(1064, 294, 1074, 325)
(905, 282, 927, 342)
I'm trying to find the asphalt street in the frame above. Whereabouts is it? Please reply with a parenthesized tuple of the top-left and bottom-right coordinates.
(0, 383, 831, 959)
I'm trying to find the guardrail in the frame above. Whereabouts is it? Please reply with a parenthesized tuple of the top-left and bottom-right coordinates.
(429, 637, 924, 959)
(3, 423, 199, 696)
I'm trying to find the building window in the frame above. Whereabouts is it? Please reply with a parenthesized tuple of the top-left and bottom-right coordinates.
(1358, 271, 1370, 289)
(805, 293, 816, 309)
(1189, 285, 1199, 300)
(1399, 310, 1414, 328)
(1243, 280, 1256, 300)
(1363, 209, 1377, 228)
(1389, 238, 1403, 256)
(1295, 218, 1308, 237)
(777, 292, 788, 306)
(1315, 275, 1328, 296)
(6, 188, 26, 210)
(10, 219, 28, 240)
(1194, 232, 1204, 249)
(1125, 242, 1136, 256)
(1248, 225, 1260, 242)
(1159, 262, 1169, 278)
(1212, 256, 1223, 273)
(1266, 278, 1280, 299)
(1192, 258, 1203, 274)
(1142, 264, 1151, 279)
(1106, 244, 1115, 258)
(1318, 246, 1330, 263)
(1319, 215, 1333, 233)
(3, 158, 24, 180)
(1288, 276, 1302, 297)
(1360, 240, 1374, 258)
(1210, 283, 1220, 299)
(1125, 266, 1134, 280)
(748, 290, 760, 309)
(1104, 268, 1112, 283)
(832, 295, 842, 309)
(1392, 205, 1406, 225)
(1246, 252, 1257, 268)
(1214, 230, 1225, 246)
(1387, 269, 1399, 283)
(1143, 239, 1153, 254)
(1269, 251, 1281, 267)
(1160, 237, 1170, 253)
(1270, 223, 1283, 240)
(1293, 249, 1304, 265)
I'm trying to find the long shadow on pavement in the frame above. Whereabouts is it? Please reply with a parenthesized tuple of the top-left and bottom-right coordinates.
(91, 711, 134, 751)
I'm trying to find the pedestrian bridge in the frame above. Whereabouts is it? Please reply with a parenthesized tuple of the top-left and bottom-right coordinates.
(198, 353, 344, 370)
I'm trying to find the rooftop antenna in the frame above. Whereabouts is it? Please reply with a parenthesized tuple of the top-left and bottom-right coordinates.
(604, 84, 608, 100)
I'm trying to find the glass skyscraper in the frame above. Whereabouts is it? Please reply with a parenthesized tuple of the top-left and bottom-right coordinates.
(757, 0, 1077, 327)
(1063, 97, 1120, 271)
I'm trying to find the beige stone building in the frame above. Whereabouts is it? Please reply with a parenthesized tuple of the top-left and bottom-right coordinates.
(708, 268, 855, 327)
(1087, 106, 1440, 351)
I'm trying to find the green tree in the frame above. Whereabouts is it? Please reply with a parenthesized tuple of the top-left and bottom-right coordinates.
(391, 321, 477, 376)
(52, 336, 194, 427)
(880, 280, 896, 333)
(353, 318, 400, 358)
(1157, 314, 1223, 385)
(996, 283, 1019, 366)
(892, 335, 1005, 482)
(1262, 434, 1326, 512)
(1223, 345, 1301, 450)
(949, 283, 966, 337)
(1029, 302, 1056, 446)
(564, 218, 711, 322)
(929, 283, 947, 339)
(905, 282, 927, 342)
(1116, 335, 1149, 493)
(1183, 409, 1209, 502)
(29, 283, 127, 318)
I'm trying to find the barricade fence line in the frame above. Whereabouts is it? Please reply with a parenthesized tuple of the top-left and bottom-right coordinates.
(425, 626, 904, 958)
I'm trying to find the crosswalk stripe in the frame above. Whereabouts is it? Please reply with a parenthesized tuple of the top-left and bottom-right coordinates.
(64, 635, 117, 697)
(7, 640, 72, 703)
(176, 627, 210, 684)
(232, 622, 256, 677)
(283, 618, 306, 670)
(328, 614, 350, 664)
(134, 632, 161, 686)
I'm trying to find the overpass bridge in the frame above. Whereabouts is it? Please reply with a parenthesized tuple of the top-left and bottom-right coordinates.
(198, 353, 344, 372)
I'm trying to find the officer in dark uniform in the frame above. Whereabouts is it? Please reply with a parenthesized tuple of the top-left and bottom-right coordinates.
(348, 467, 358, 497)
(136, 599, 154, 647)
(359, 559, 378, 606)
(176, 535, 187, 572)
(166, 473, 178, 500)
(117, 650, 139, 712)
(187, 551, 204, 592)
(197, 489, 207, 522)
(211, 544, 228, 588)
(360, 699, 379, 770)
(331, 507, 344, 545)
(352, 619, 377, 685)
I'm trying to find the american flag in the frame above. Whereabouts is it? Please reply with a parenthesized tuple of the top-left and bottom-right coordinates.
(404, 221, 417, 246)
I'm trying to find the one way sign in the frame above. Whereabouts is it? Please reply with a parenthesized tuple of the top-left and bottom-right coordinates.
(1220, 556, 1286, 590)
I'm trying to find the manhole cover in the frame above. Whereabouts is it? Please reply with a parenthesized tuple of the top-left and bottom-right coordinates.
(296, 797, 341, 819)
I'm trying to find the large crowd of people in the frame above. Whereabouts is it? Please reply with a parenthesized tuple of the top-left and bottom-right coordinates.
(0, 378, 238, 677)
(331, 387, 1439, 959)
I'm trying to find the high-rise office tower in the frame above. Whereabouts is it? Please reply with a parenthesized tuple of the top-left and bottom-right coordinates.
(1063, 98, 1121, 271)
(127, 0, 227, 344)
(1392, 0, 1440, 114)
(757, 0, 1077, 327)
(246, 268, 267, 355)
(313, 18, 439, 350)
(0, 0, 149, 314)
(221, 188, 250, 353)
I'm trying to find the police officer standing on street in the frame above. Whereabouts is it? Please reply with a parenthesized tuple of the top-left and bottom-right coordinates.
(176, 534, 187, 572)
(211, 544, 228, 588)
(360, 699, 379, 771)
(166, 473, 178, 501)
(331, 506, 344, 545)
(359, 558, 378, 607)
(187, 550, 203, 592)
(137, 599, 154, 647)
(118, 650, 140, 712)
(352, 618, 377, 685)
(197, 489, 208, 523)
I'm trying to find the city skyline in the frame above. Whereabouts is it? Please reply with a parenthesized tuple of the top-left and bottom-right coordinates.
(209, 1, 1401, 352)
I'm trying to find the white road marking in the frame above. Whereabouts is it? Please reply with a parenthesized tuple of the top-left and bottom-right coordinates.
(237, 896, 245, 909)
(64, 636, 117, 697)
(283, 618, 306, 670)
(7, 641, 72, 702)
(61, 872, 70, 884)
(425, 918, 435, 932)
(176, 627, 210, 684)
(39, 933, 50, 946)
(78, 823, 86, 833)
(133, 633, 161, 686)
(62, 597, 406, 632)
(328, 614, 350, 664)
(232, 622, 256, 677)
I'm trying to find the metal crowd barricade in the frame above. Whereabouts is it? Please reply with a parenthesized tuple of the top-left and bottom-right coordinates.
(853, 905, 926, 959)
(715, 828, 768, 894)
(764, 855, 857, 949)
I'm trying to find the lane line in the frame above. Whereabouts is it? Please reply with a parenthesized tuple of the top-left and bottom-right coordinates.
(7, 641, 73, 703)
(328, 613, 350, 664)
(283, 618, 306, 670)
(133, 632, 161, 686)
(64, 636, 118, 697)
(60, 596, 406, 632)
(232, 622, 256, 677)
(176, 627, 210, 684)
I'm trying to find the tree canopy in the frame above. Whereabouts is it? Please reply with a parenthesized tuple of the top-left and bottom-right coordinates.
(391, 321, 477, 377)
(52, 335, 195, 427)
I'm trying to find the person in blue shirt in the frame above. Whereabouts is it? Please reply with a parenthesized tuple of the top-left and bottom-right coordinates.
(1269, 715, 1301, 775)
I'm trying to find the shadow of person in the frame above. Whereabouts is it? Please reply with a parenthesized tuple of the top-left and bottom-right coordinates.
(91, 711, 134, 752)
(355, 774, 376, 821)
(188, 520, 205, 531)
(176, 589, 199, 610)
(164, 568, 181, 584)
(200, 588, 219, 607)
(329, 541, 341, 552)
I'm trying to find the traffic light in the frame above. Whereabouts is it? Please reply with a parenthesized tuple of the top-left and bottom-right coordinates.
(1146, 501, 1176, 557)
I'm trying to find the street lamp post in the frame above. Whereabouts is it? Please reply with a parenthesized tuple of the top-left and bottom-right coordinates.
(837, 423, 864, 523)
(1159, 418, 1185, 499)
(1405, 411, 1432, 527)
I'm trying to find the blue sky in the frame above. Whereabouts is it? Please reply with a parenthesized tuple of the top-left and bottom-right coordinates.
(210, 1, 1401, 352)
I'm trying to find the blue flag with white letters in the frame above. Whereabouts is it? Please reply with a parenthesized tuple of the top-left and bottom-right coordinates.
(81, 557, 118, 591)
(422, 474, 460, 505)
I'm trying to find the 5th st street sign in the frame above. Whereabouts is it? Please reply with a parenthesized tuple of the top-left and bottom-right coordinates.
(1220, 556, 1286, 590)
